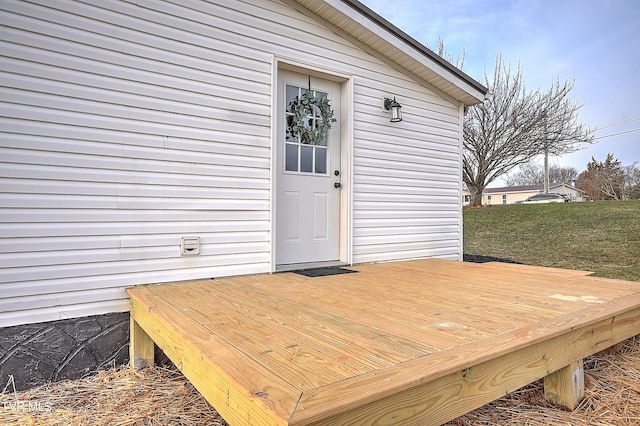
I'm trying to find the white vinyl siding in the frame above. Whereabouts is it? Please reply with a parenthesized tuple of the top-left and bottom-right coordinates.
(351, 80, 462, 263)
(0, 0, 463, 326)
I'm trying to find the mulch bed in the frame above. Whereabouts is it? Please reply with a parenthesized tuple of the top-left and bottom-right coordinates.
(2, 336, 639, 425)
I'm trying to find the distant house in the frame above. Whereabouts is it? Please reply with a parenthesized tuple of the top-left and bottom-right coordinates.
(0, 0, 486, 389)
(463, 183, 587, 205)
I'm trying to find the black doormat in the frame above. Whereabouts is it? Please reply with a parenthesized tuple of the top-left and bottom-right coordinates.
(293, 266, 358, 277)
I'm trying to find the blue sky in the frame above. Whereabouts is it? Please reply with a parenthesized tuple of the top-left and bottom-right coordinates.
(360, 0, 640, 182)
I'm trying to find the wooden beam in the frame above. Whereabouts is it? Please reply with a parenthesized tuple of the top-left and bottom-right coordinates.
(130, 317, 154, 369)
(544, 359, 585, 410)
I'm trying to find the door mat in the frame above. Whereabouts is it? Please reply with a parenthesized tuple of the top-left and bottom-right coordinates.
(293, 267, 358, 278)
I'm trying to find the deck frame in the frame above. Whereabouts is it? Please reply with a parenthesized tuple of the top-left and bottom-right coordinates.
(127, 259, 640, 425)
(293, 303, 640, 425)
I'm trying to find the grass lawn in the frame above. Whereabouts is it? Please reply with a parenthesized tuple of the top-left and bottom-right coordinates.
(464, 199, 640, 281)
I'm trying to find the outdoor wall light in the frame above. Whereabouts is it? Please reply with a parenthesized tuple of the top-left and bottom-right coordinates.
(384, 97, 402, 122)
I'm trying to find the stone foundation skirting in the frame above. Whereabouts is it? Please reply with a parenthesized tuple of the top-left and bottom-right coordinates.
(0, 313, 129, 391)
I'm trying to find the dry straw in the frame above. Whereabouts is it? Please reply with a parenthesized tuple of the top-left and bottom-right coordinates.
(1, 365, 226, 426)
(2, 336, 638, 425)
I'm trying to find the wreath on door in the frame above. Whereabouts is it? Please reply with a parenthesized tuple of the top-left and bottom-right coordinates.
(289, 90, 337, 145)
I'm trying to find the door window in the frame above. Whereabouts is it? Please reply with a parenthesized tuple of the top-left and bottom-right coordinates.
(284, 85, 329, 175)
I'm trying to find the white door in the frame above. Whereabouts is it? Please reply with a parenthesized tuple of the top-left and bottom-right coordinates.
(276, 70, 341, 267)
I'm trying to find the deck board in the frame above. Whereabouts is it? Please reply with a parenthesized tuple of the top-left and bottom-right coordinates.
(164, 282, 393, 388)
(127, 259, 640, 425)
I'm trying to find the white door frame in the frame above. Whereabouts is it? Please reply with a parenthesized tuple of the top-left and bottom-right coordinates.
(270, 58, 353, 272)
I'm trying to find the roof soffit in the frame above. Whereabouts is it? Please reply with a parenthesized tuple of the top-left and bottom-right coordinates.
(291, 0, 487, 105)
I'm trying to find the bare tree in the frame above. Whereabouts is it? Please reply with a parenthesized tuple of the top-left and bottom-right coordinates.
(506, 163, 578, 187)
(551, 165, 579, 186)
(505, 163, 544, 186)
(431, 37, 465, 70)
(622, 162, 640, 199)
(463, 56, 594, 206)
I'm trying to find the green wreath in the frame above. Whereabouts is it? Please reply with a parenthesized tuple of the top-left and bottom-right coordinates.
(289, 90, 337, 145)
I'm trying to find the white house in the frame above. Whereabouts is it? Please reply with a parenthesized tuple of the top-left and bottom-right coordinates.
(0, 0, 486, 386)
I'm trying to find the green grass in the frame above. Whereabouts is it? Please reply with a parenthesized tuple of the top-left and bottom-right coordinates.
(463, 200, 640, 281)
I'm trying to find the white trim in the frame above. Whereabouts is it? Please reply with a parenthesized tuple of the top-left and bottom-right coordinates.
(275, 56, 352, 83)
(0, 300, 129, 328)
(457, 102, 465, 261)
(270, 55, 279, 272)
(342, 76, 354, 265)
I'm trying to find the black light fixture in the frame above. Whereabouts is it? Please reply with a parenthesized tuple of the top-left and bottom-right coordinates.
(384, 97, 402, 122)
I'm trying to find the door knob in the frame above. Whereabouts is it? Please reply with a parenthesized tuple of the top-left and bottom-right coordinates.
(334, 182, 342, 188)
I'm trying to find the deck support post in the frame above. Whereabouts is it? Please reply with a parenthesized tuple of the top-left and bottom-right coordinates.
(544, 359, 585, 410)
(130, 317, 154, 369)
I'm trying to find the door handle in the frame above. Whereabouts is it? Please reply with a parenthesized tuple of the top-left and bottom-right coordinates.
(334, 182, 342, 188)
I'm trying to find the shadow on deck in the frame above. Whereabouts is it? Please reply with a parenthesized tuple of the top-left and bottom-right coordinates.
(127, 259, 640, 425)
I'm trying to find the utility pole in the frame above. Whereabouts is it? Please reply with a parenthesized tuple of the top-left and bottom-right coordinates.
(544, 144, 549, 193)
(544, 114, 549, 194)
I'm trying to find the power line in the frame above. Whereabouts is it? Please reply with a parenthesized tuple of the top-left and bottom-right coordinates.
(596, 127, 640, 140)
(575, 67, 640, 97)
(583, 81, 640, 106)
(596, 116, 640, 130)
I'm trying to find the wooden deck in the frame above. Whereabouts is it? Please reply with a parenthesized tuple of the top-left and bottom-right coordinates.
(127, 259, 640, 425)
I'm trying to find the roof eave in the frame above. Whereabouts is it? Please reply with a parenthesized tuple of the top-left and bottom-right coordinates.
(292, 0, 487, 106)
